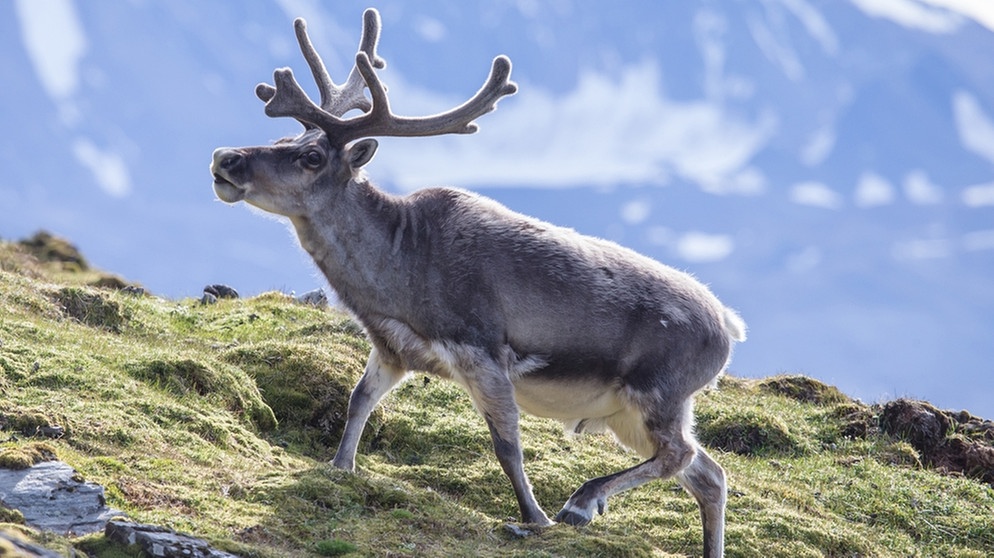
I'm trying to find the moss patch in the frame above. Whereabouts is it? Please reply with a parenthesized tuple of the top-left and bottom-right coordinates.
(223, 341, 377, 458)
(697, 407, 804, 456)
(126, 357, 277, 432)
(0, 411, 59, 437)
(51, 287, 125, 331)
(0, 442, 57, 470)
(0, 508, 26, 525)
(758, 374, 850, 405)
(18, 230, 88, 271)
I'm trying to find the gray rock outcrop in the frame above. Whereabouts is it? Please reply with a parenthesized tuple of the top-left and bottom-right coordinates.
(105, 520, 240, 558)
(0, 460, 123, 535)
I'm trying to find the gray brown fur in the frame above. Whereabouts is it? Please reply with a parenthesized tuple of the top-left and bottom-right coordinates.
(211, 10, 744, 558)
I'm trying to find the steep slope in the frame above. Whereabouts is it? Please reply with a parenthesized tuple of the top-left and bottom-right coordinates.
(0, 236, 991, 557)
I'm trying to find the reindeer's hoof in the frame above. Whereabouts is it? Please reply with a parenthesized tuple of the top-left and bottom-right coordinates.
(555, 509, 592, 526)
(329, 455, 356, 471)
(522, 511, 555, 528)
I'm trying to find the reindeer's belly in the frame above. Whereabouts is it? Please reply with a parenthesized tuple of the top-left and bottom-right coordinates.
(511, 375, 625, 420)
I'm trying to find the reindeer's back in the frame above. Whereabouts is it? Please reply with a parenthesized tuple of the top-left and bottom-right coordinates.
(405, 188, 734, 390)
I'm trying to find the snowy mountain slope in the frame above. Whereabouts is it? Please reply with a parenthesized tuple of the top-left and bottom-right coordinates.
(2, 0, 992, 415)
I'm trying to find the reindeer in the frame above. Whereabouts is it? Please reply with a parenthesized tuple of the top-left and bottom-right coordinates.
(211, 9, 744, 557)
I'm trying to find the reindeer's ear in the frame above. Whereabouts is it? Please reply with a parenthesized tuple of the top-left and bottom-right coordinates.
(347, 138, 378, 169)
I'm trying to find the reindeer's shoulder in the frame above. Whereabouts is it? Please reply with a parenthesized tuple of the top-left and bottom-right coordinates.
(406, 186, 493, 210)
(403, 187, 522, 225)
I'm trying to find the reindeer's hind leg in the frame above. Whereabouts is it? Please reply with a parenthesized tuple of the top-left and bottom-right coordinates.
(555, 398, 698, 524)
(677, 445, 726, 558)
(556, 395, 725, 556)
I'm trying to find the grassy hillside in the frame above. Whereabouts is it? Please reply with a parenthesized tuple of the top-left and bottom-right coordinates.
(1, 234, 992, 557)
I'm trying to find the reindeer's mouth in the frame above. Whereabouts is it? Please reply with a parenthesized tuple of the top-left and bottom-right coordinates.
(212, 148, 251, 203)
(212, 173, 246, 203)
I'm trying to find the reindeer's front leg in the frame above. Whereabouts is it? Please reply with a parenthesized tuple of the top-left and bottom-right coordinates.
(466, 366, 553, 527)
(332, 348, 408, 471)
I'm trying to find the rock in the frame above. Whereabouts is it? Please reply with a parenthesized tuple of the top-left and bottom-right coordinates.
(105, 520, 240, 558)
(503, 523, 535, 538)
(0, 461, 123, 535)
(37, 426, 65, 439)
(0, 530, 63, 558)
(121, 285, 147, 297)
(204, 284, 240, 300)
(295, 288, 328, 307)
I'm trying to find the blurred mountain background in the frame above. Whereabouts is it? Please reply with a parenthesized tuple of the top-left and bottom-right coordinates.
(2, 0, 992, 415)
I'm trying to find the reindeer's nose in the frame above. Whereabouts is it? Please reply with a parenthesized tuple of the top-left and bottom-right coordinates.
(211, 148, 245, 174)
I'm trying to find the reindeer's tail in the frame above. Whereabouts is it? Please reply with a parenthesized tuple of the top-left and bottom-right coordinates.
(722, 307, 747, 343)
(704, 307, 747, 390)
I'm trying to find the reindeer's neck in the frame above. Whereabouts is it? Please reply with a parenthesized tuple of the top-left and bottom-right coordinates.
(289, 178, 414, 320)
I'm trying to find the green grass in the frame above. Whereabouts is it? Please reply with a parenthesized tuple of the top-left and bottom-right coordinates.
(1, 237, 993, 557)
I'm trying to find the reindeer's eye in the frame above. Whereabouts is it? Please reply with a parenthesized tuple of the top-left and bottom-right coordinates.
(300, 150, 324, 169)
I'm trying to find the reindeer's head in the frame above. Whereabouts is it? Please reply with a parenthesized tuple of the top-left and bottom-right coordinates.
(211, 9, 517, 218)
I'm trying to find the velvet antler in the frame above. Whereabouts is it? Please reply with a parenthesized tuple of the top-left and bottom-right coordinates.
(255, 8, 516, 144)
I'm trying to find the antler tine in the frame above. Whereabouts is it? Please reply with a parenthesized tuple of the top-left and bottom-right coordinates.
(256, 10, 517, 146)
(334, 53, 517, 144)
(333, 8, 386, 115)
(255, 10, 387, 119)
(292, 18, 336, 111)
(358, 8, 386, 70)
(293, 12, 385, 116)
(259, 67, 336, 127)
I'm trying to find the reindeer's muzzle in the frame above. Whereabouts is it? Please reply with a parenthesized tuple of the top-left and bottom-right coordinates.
(211, 148, 248, 203)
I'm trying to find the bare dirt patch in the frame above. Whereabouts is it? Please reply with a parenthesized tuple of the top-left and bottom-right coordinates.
(880, 399, 994, 485)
